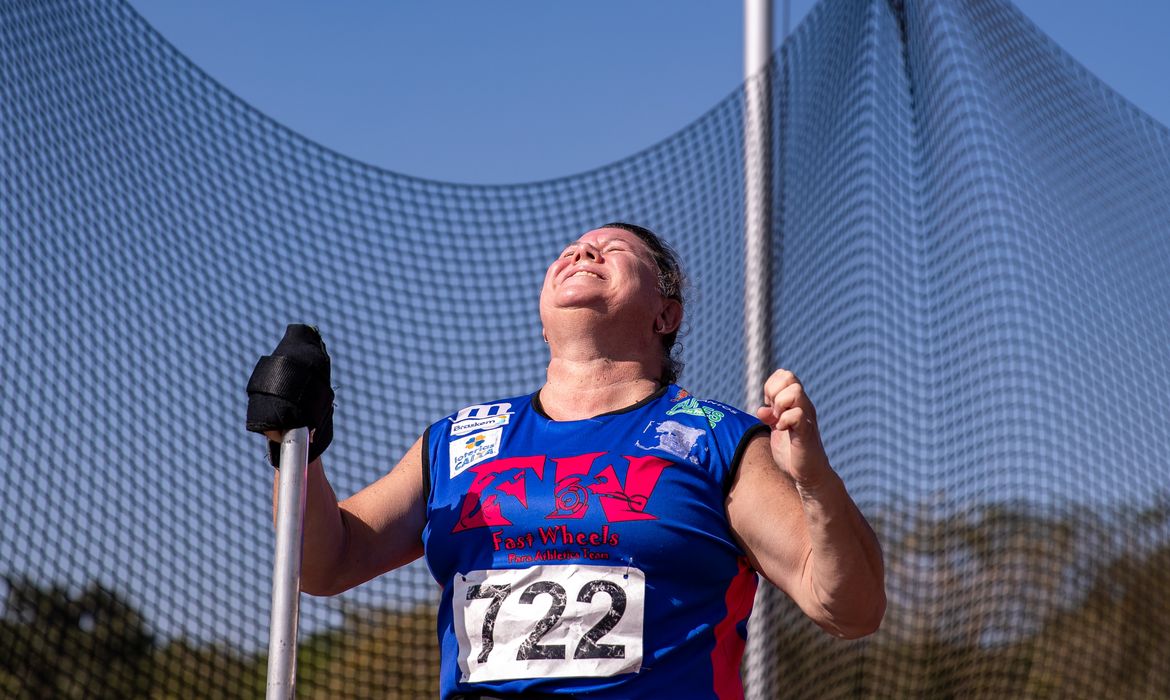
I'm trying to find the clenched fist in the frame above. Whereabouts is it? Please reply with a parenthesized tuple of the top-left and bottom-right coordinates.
(755, 369, 832, 487)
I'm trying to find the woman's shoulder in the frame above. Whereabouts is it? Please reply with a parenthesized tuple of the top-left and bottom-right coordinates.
(659, 385, 761, 429)
(428, 391, 533, 436)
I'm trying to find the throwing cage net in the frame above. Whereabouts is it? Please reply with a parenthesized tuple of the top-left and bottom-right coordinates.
(3, 0, 1169, 697)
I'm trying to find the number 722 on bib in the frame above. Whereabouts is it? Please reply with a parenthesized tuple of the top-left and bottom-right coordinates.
(452, 564, 646, 683)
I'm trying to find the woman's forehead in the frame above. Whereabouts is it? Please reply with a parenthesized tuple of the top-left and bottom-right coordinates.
(565, 227, 649, 250)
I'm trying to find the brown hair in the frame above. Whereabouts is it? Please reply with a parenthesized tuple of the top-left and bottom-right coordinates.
(601, 222, 687, 385)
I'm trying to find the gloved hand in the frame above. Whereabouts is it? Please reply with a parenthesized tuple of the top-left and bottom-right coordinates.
(246, 324, 334, 466)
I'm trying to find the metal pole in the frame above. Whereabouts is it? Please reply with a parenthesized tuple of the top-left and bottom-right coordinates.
(743, 0, 774, 401)
(266, 427, 310, 699)
(743, 1, 774, 699)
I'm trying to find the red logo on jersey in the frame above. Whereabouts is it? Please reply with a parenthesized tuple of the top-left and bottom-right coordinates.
(452, 452, 668, 533)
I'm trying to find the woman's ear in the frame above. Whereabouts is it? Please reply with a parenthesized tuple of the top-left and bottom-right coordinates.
(655, 299, 683, 335)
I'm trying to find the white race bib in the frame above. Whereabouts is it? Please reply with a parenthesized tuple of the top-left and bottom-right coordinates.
(452, 564, 645, 683)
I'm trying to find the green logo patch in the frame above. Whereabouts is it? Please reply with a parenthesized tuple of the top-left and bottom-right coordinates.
(666, 397, 705, 418)
(701, 406, 725, 427)
(667, 397, 725, 428)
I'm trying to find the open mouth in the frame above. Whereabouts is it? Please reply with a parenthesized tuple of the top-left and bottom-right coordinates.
(562, 265, 605, 283)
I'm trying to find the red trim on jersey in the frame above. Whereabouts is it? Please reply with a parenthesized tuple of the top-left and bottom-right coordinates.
(711, 557, 758, 700)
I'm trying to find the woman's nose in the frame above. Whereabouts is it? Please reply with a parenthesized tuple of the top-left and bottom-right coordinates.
(573, 243, 601, 262)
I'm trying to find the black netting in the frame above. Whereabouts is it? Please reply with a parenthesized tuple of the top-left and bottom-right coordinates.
(2, 0, 1169, 697)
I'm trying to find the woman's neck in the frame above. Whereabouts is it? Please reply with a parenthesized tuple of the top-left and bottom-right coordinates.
(539, 357, 661, 421)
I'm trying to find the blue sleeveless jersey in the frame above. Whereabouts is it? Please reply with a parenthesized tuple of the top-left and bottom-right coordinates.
(422, 385, 768, 699)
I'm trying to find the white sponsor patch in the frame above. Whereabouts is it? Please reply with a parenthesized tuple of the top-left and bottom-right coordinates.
(451, 413, 510, 437)
(454, 402, 513, 423)
(453, 564, 645, 683)
(636, 420, 705, 464)
(450, 427, 503, 478)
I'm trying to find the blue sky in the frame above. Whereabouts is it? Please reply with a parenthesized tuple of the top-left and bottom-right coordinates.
(126, 0, 1170, 184)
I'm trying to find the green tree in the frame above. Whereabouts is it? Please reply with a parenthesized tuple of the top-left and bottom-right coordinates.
(0, 577, 154, 699)
(296, 602, 440, 699)
(759, 500, 1170, 699)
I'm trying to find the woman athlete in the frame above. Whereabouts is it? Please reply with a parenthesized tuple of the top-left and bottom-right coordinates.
(247, 222, 885, 699)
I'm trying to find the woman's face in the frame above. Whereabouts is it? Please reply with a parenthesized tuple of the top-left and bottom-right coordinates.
(539, 226, 665, 331)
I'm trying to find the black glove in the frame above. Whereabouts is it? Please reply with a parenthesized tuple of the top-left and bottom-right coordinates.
(246, 324, 334, 466)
